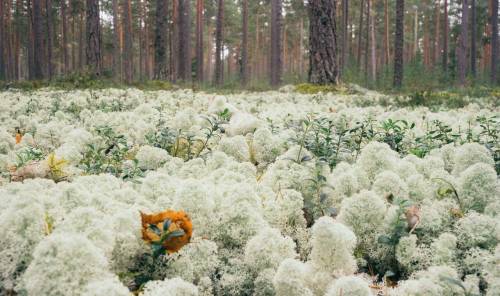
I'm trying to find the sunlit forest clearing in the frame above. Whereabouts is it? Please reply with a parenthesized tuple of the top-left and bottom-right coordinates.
(0, 0, 499, 296)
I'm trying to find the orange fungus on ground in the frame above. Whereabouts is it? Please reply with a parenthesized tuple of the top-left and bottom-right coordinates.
(140, 210, 193, 254)
(15, 132, 22, 144)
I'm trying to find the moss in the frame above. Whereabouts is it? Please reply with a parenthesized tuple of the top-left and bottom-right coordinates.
(295, 83, 347, 94)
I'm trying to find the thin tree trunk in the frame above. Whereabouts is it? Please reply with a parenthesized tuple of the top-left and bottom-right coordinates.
(442, 0, 449, 72)
(491, 0, 498, 83)
(46, 0, 54, 78)
(434, 0, 440, 66)
(424, 3, 430, 69)
(122, 0, 133, 83)
(241, 0, 249, 85)
(299, 17, 304, 76)
(270, 0, 282, 86)
(112, 0, 121, 80)
(341, 0, 348, 76)
(154, 0, 169, 79)
(357, 0, 364, 71)
(33, 0, 44, 79)
(370, 3, 376, 81)
(471, 0, 477, 77)
(214, 0, 223, 85)
(458, 0, 468, 86)
(384, 0, 390, 66)
(364, 0, 370, 83)
(413, 8, 418, 60)
(178, 0, 191, 81)
(86, 0, 101, 76)
(138, 0, 145, 79)
(308, 0, 339, 84)
(27, 0, 35, 79)
(196, 0, 204, 82)
(0, 0, 5, 80)
(393, 0, 404, 88)
(170, 0, 178, 81)
(61, 0, 69, 74)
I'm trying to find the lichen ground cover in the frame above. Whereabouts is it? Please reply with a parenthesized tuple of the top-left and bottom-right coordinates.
(0, 86, 499, 296)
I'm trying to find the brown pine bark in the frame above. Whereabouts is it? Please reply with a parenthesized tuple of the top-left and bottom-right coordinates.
(122, 0, 133, 83)
(393, 0, 404, 88)
(241, 0, 249, 85)
(384, 0, 390, 66)
(270, 0, 283, 86)
(492, 0, 498, 83)
(364, 0, 370, 82)
(370, 3, 376, 80)
(46, 0, 54, 78)
(433, 0, 440, 66)
(154, 0, 169, 79)
(423, 4, 430, 69)
(471, 0, 476, 77)
(170, 0, 178, 81)
(86, 0, 102, 76)
(341, 0, 348, 75)
(178, 0, 191, 81)
(308, 0, 339, 84)
(112, 0, 121, 80)
(61, 0, 69, 74)
(196, 0, 204, 82)
(357, 0, 364, 71)
(0, 0, 5, 80)
(214, 0, 223, 86)
(458, 0, 468, 86)
(33, 0, 44, 79)
(442, 0, 449, 72)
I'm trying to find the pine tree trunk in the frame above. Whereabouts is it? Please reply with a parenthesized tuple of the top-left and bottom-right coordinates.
(241, 0, 249, 85)
(357, 0, 364, 71)
(308, 0, 339, 84)
(490, 0, 498, 83)
(33, 0, 44, 79)
(122, 0, 133, 83)
(0, 0, 5, 80)
(341, 0, 348, 76)
(112, 0, 121, 80)
(214, 0, 223, 86)
(27, 0, 35, 79)
(86, 0, 102, 76)
(270, 0, 282, 86)
(470, 0, 476, 77)
(370, 4, 376, 81)
(61, 0, 69, 74)
(384, 0, 390, 66)
(393, 0, 404, 88)
(46, 0, 54, 78)
(413, 8, 418, 60)
(442, 0, 448, 72)
(196, 0, 204, 82)
(154, 0, 169, 79)
(424, 3, 430, 69)
(458, 0, 468, 86)
(170, 0, 179, 82)
(178, 0, 191, 81)
(364, 0, 370, 83)
(434, 0, 440, 66)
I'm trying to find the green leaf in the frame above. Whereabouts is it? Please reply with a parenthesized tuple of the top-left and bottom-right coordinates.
(148, 224, 161, 236)
(151, 244, 165, 258)
(378, 235, 392, 245)
(166, 230, 185, 239)
(163, 219, 172, 232)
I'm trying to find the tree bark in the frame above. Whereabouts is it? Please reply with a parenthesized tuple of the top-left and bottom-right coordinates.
(196, 0, 204, 82)
(433, 0, 440, 66)
(86, 0, 102, 77)
(178, 0, 191, 81)
(491, 0, 498, 83)
(61, 0, 69, 74)
(154, 0, 169, 79)
(214, 0, 223, 86)
(393, 0, 404, 88)
(170, 0, 178, 82)
(46, 0, 54, 78)
(33, 0, 44, 79)
(364, 0, 370, 83)
(384, 0, 390, 66)
(458, 0, 468, 86)
(340, 0, 348, 75)
(308, 0, 339, 84)
(470, 0, 477, 77)
(0, 0, 5, 80)
(370, 2, 376, 80)
(241, 0, 249, 85)
(442, 0, 449, 72)
(270, 0, 283, 86)
(122, 0, 133, 83)
(357, 0, 364, 71)
(112, 0, 121, 80)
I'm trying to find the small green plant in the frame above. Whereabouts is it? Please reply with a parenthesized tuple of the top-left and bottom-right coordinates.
(378, 119, 415, 153)
(15, 147, 45, 168)
(194, 108, 230, 158)
(303, 161, 336, 227)
(147, 219, 186, 258)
